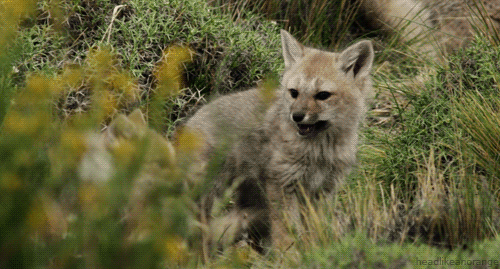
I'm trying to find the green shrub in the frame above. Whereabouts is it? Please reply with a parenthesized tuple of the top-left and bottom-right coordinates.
(14, 0, 282, 134)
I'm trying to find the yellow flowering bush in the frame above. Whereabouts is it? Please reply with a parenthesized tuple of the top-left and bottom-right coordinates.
(0, 2, 202, 267)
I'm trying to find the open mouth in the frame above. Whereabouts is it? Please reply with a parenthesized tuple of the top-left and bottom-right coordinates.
(296, 121, 328, 136)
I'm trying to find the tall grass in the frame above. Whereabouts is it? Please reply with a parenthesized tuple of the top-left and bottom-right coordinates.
(452, 36, 500, 186)
(209, 0, 364, 49)
(352, 32, 500, 250)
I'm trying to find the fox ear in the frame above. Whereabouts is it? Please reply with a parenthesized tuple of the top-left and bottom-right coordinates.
(339, 40, 374, 79)
(281, 29, 304, 69)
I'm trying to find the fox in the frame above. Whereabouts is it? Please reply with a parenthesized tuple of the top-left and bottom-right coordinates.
(178, 30, 374, 253)
(358, 0, 500, 54)
(359, 0, 434, 42)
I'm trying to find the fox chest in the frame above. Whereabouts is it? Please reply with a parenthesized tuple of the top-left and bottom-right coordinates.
(266, 149, 335, 195)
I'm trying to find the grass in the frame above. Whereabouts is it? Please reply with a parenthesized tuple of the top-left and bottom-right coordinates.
(209, 0, 365, 49)
(353, 33, 500, 250)
(2, 0, 500, 268)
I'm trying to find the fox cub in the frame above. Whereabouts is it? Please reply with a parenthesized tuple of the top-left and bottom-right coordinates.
(181, 30, 374, 253)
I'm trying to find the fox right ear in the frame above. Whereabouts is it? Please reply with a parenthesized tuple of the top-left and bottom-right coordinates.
(339, 40, 374, 79)
(281, 29, 304, 69)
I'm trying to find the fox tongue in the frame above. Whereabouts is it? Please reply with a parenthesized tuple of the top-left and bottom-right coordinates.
(297, 124, 314, 136)
(296, 121, 328, 136)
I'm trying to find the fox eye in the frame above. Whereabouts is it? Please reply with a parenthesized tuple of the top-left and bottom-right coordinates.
(314, 91, 332, 100)
(289, 88, 299, 99)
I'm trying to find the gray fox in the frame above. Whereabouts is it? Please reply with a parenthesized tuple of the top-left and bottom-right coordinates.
(179, 30, 374, 252)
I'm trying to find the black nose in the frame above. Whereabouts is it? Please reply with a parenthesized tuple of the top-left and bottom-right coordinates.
(292, 112, 305, 123)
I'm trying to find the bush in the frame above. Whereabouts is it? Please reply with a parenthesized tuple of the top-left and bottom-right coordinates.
(14, 0, 282, 134)
(1, 0, 282, 267)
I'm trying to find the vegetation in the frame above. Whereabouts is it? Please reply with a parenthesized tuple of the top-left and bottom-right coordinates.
(1, 0, 500, 268)
(209, 0, 367, 49)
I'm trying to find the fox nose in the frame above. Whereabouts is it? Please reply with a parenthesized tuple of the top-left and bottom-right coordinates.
(292, 112, 305, 123)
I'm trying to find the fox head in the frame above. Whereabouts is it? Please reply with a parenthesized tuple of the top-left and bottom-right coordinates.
(279, 30, 374, 138)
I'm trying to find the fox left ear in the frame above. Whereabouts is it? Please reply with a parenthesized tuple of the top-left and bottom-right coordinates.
(339, 40, 374, 79)
(281, 29, 304, 69)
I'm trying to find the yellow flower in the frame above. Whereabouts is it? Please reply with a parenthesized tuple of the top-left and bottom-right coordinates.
(110, 72, 139, 101)
(101, 91, 118, 116)
(0, 0, 36, 57)
(174, 127, 203, 155)
(2, 111, 43, 136)
(154, 45, 193, 99)
(109, 138, 137, 167)
(162, 235, 189, 265)
(25, 75, 52, 99)
(86, 46, 117, 77)
(79, 183, 108, 220)
(57, 67, 85, 91)
(0, 0, 36, 19)
(60, 128, 87, 157)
